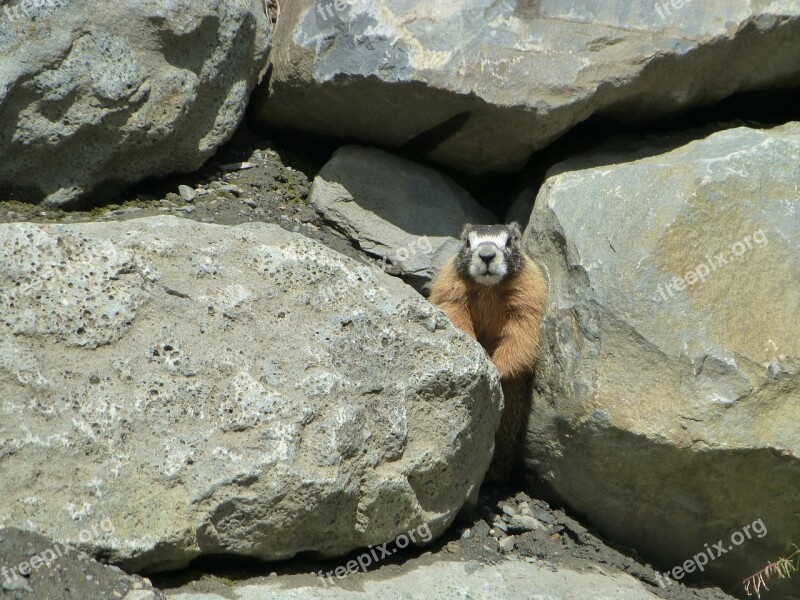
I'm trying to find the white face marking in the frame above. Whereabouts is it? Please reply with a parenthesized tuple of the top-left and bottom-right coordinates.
(466, 231, 509, 286)
(468, 232, 508, 251)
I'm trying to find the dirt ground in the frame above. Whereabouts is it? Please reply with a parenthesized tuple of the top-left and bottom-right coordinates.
(0, 528, 162, 599)
(0, 127, 740, 600)
(0, 126, 362, 266)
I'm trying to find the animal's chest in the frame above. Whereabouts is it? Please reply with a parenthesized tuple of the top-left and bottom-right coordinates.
(468, 290, 508, 356)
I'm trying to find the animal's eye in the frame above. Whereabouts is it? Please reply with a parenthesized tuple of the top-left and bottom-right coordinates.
(505, 237, 512, 247)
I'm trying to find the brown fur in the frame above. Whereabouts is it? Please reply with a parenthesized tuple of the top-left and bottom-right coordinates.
(429, 255, 546, 482)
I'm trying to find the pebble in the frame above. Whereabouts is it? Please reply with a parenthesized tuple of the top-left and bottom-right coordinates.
(493, 520, 508, 533)
(461, 529, 472, 540)
(536, 512, 555, 524)
(501, 505, 516, 517)
(178, 185, 196, 202)
(3, 579, 33, 592)
(177, 206, 195, 214)
(241, 198, 257, 208)
(498, 535, 516, 552)
(216, 184, 243, 196)
(219, 161, 256, 171)
(507, 515, 543, 533)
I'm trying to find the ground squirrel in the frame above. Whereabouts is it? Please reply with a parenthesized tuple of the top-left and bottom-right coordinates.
(430, 223, 546, 482)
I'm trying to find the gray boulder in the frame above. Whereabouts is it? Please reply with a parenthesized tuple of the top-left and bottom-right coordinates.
(0, 216, 501, 573)
(252, 0, 800, 174)
(0, 0, 270, 206)
(308, 146, 495, 290)
(524, 123, 800, 597)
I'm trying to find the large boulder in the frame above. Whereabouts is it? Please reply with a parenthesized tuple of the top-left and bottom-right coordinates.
(0, 0, 270, 206)
(524, 123, 800, 596)
(252, 0, 800, 174)
(308, 145, 495, 290)
(0, 216, 501, 573)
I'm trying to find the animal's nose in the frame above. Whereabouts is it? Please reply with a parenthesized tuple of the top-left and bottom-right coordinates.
(478, 244, 496, 265)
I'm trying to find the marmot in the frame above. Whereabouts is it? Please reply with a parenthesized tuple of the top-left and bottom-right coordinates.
(429, 223, 546, 482)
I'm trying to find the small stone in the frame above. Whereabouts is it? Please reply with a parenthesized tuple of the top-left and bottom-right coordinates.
(488, 528, 496, 537)
(492, 520, 508, 533)
(216, 184, 243, 196)
(3, 578, 34, 592)
(461, 529, 472, 540)
(241, 198, 257, 208)
(178, 185, 196, 202)
(536, 512, 555, 524)
(219, 161, 256, 171)
(498, 535, 516, 552)
(507, 515, 543, 533)
(501, 505, 516, 517)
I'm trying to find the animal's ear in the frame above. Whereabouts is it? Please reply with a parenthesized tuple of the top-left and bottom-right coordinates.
(460, 224, 474, 242)
(507, 222, 522, 239)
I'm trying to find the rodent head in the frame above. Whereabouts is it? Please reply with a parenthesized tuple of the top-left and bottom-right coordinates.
(455, 222, 524, 286)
